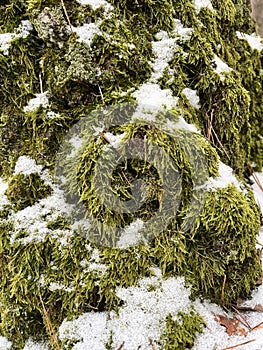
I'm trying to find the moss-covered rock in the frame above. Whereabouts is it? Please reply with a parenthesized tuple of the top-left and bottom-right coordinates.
(0, 0, 262, 349)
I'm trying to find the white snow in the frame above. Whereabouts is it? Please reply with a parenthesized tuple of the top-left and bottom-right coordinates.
(23, 92, 49, 113)
(116, 218, 145, 248)
(46, 110, 60, 119)
(103, 132, 126, 148)
(76, 0, 113, 11)
(182, 88, 200, 109)
(14, 156, 43, 175)
(16, 20, 33, 38)
(236, 31, 263, 51)
(72, 23, 101, 47)
(59, 273, 192, 349)
(0, 336, 12, 350)
(151, 20, 192, 82)
(0, 178, 10, 210)
(0, 33, 15, 55)
(173, 19, 193, 39)
(193, 0, 214, 14)
(11, 186, 73, 245)
(49, 282, 73, 293)
(205, 161, 245, 192)
(212, 55, 233, 81)
(22, 339, 49, 350)
(193, 298, 263, 350)
(132, 83, 179, 119)
(0, 20, 33, 55)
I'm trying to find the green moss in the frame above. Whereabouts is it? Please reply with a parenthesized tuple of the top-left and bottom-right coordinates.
(0, 0, 262, 348)
(159, 311, 205, 349)
(6, 173, 52, 211)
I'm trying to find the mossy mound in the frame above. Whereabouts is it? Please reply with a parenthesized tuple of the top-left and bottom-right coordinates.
(0, 0, 262, 349)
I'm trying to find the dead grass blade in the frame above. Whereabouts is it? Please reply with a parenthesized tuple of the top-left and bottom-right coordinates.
(38, 285, 61, 350)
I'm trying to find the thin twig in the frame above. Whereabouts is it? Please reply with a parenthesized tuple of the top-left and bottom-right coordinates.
(98, 85, 105, 103)
(221, 274, 226, 302)
(222, 305, 249, 331)
(211, 125, 231, 160)
(39, 73, 43, 94)
(60, 0, 73, 32)
(116, 342, 125, 350)
(207, 110, 214, 141)
(230, 304, 251, 330)
(252, 172, 263, 193)
(221, 339, 256, 350)
(251, 320, 263, 331)
(38, 285, 61, 350)
(257, 241, 263, 247)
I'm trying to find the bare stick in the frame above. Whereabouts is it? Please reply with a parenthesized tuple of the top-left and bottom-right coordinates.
(221, 339, 256, 350)
(61, 0, 73, 32)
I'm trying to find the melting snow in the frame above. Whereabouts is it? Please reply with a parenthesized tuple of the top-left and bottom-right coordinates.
(193, 0, 214, 14)
(76, 0, 113, 11)
(236, 31, 263, 51)
(182, 88, 200, 109)
(0, 20, 33, 55)
(23, 92, 49, 113)
(212, 55, 233, 81)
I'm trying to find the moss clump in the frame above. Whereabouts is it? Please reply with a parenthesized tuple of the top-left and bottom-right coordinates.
(6, 173, 52, 211)
(159, 311, 205, 349)
(0, 0, 262, 348)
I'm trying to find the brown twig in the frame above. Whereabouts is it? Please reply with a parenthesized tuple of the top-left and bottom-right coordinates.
(252, 172, 263, 193)
(221, 339, 256, 350)
(221, 274, 226, 302)
(211, 125, 231, 160)
(222, 305, 249, 331)
(207, 110, 214, 141)
(230, 304, 251, 330)
(61, 0, 73, 32)
(116, 342, 125, 350)
(38, 285, 61, 350)
(251, 320, 263, 331)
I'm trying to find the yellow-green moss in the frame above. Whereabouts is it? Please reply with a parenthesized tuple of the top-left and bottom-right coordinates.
(0, 0, 262, 348)
(6, 173, 52, 211)
(159, 311, 205, 349)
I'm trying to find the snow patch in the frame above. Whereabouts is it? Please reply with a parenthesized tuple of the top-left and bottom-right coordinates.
(14, 156, 43, 176)
(23, 92, 49, 113)
(116, 219, 145, 248)
(151, 20, 192, 82)
(182, 88, 200, 109)
(236, 31, 263, 51)
(0, 20, 33, 55)
(194, 0, 214, 14)
(59, 273, 192, 349)
(212, 55, 233, 81)
(205, 161, 245, 193)
(0, 336, 12, 350)
(76, 0, 113, 11)
(132, 83, 179, 118)
(72, 23, 101, 47)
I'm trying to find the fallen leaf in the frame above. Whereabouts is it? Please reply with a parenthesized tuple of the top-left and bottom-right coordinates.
(214, 314, 247, 336)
